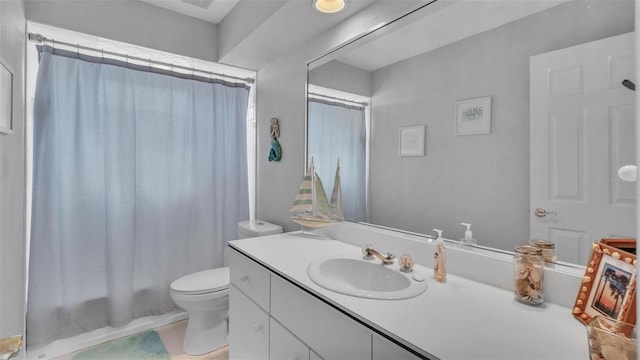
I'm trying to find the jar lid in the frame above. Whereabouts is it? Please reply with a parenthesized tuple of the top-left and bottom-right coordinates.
(515, 244, 543, 256)
(529, 239, 555, 249)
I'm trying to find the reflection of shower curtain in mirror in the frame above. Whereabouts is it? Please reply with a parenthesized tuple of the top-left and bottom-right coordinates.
(308, 99, 366, 222)
(28, 47, 250, 348)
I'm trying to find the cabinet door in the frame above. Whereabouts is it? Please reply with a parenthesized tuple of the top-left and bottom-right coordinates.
(372, 333, 424, 360)
(229, 285, 269, 360)
(270, 318, 310, 360)
(270, 275, 371, 359)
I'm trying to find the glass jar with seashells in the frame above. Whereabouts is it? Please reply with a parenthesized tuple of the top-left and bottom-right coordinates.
(586, 315, 636, 360)
(513, 244, 545, 305)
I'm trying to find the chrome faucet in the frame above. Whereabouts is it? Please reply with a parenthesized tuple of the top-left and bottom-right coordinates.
(362, 244, 395, 265)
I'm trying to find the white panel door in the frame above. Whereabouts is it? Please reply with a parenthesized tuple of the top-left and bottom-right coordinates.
(530, 32, 636, 265)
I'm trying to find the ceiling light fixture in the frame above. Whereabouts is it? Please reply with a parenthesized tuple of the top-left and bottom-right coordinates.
(313, 0, 346, 14)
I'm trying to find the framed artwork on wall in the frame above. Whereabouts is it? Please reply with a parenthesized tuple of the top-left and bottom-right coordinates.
(0, 56, 14, 135)
(455, 96, 491, 135)
(399, 125, 425, 157)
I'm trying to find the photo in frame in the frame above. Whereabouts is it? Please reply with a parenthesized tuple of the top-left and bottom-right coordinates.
(454, 96, 491, 135)
(572, 242, 636, 326)
(399, 125, 425, 157)
(0, 55, 14, 135)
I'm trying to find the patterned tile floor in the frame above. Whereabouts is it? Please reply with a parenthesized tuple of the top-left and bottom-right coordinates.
(54, 320, 229, 360)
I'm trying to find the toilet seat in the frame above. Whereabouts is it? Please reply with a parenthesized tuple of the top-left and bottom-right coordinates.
(170, 267, 229, 295)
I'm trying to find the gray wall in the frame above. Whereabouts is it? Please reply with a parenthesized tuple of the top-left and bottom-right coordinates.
(309, 60, 371, 97)
(26, 0, 218, 63)
(368, 0, 634, 251)
(0, 0, 26, 340)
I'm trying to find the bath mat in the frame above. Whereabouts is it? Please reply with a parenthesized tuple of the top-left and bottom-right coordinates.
(72, 330, 169, 360)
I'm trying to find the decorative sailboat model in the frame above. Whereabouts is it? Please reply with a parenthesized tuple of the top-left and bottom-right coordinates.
(289, 158, 343, 230)
(329, 159, 344, 222)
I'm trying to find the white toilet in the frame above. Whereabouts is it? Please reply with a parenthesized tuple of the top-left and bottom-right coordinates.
(169, 220, 282, 355)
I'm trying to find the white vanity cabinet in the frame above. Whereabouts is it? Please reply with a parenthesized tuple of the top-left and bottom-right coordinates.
(229, 248, 426, 360)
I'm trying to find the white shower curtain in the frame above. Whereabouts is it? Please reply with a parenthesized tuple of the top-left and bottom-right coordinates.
(308, 99, 366, 223)
(27, 47, 250, 347)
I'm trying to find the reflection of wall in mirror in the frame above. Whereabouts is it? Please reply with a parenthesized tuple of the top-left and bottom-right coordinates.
(309, 0, 635, 256)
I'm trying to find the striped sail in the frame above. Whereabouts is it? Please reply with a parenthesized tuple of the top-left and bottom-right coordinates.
(289, 158, 335, 229)
(330, 159, 344, 222)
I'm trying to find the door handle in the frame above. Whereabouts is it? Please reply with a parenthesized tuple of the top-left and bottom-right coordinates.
(534, 208, 557, 218)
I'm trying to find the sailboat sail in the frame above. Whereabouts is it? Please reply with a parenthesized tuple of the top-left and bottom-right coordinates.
(289, 158, 335, 228)
(330, 159, 344, 222)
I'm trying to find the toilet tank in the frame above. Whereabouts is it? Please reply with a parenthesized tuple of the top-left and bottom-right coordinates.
(237, 220, 282, 239)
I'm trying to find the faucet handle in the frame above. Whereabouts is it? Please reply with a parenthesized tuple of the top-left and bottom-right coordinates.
(386, 252, 395, 260)
(362, 244, 374, 259)
(399, 254, 414, 272)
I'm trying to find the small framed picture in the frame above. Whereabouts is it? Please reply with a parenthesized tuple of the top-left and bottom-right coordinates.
(455, 96, 491, 136)
(572, 242, 636, 326)
(0, 56, 14, 135)
(399, 125, 425, 157)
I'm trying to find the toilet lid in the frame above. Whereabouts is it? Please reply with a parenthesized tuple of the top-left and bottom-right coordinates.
(170, 268, 229, 295)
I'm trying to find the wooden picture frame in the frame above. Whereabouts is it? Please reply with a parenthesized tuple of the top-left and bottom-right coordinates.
(600, 238, 636, 255)
(572, 242, 636, 326)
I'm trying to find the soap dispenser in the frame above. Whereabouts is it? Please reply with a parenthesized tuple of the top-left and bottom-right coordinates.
(433, 229, 446, 283)
(460, 223, 477, 245)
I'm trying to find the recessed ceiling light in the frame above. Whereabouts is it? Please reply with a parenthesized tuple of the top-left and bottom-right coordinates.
(313, 0, 346, 14)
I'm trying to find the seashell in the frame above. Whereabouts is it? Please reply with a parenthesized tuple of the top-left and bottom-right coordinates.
(581, 314, 587, 319)
(576, 299, 583, 305)
(592, 243, 599, 250)
(625, 258, 632, 264)
(579, 293, 587, 300)
(573, 307, 581, 314)
(583, 276, 591, 283)
(603, 249, 611, 255)
(612, 252, 621, 259)
(587, 267, 594, 273)
(601, 345, 628, 360)
(582, 286, 588, 292)
(530, 269, 541, 283)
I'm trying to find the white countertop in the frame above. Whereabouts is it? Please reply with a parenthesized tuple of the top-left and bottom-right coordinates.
(229, 232, 588, 360)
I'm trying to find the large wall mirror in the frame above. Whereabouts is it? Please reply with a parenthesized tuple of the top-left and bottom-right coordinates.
(307, 0, 636, 266)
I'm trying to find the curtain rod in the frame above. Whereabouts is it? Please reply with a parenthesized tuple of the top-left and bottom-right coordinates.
(28, 33, 254, 85)
(308, 92, 368, 107)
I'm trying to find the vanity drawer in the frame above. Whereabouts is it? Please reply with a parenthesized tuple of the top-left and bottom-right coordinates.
(270, 274, 371, 359)
(229, 248, 270, 311)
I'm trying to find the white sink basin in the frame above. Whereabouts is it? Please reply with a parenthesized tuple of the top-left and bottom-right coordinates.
(307, 257, 427, 300)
